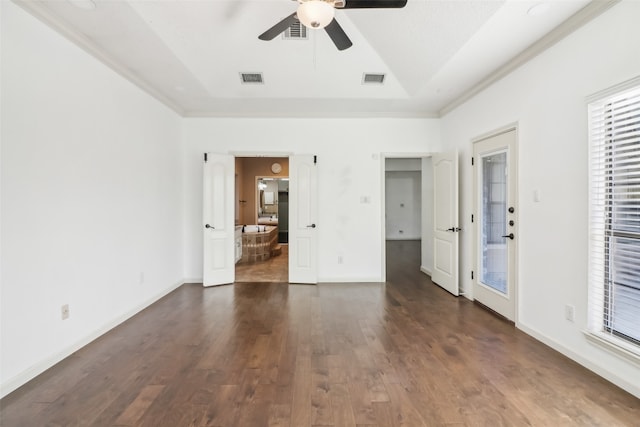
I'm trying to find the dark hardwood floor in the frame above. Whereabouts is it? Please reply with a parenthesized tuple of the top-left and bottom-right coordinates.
(1, 240, 639, 426)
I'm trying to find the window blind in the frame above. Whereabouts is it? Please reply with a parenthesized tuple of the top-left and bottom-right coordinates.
(589, 84, 640, 347)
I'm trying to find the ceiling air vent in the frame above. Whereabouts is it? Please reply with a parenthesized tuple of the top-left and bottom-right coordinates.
(283, 20, 308, 40)
(240, 73, 264, 84)
(362, 73, 386, 84)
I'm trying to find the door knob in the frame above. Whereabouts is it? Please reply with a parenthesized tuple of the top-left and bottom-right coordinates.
(205, 224, 214, 229)
(502, 233, 514, 240)
(307, 224, 316, 228)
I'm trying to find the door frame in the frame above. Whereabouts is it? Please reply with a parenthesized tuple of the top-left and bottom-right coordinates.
(229, 151, 293, 280)
(472, 123, 519, 322)
(380, 152, 433, 281)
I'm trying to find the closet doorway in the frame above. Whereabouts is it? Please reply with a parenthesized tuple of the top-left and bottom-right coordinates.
(381, 155, 434, 282)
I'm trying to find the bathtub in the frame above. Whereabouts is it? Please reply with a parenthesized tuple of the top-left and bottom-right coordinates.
(242, 225, 272, 233)
(239, 225, 279, 263)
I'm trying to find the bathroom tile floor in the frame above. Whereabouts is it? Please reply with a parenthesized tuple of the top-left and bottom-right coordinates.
(235, 244, 288, 283)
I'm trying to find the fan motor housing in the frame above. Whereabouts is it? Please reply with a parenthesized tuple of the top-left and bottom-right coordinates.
(297, 0, 344, 7)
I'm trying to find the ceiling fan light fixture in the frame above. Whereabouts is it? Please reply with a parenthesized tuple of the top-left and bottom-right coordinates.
(297, 0, 335, 29)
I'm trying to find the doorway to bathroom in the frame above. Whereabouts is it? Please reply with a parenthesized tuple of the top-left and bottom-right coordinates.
(234, 157, 290, 283)
(203, 153, 318, 286)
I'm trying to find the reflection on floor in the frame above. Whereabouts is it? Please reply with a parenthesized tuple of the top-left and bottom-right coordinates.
(235, 244, 288, 283)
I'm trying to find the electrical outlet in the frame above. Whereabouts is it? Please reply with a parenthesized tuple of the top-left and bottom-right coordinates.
(564, 304, 575, 322)
(61, 304, 70, 320)
(338, 255, 344, 264)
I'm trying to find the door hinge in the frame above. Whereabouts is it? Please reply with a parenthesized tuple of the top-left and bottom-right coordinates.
(204, 153, 208, 162)
(471, 271, 474, 280)
(471, 214, 474, 223)
(314, 155, 317, 165)
(471, 157, 474, 166)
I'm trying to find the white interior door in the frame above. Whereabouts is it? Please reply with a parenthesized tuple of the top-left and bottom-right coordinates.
(473, 129, 517, 320)
(289, 154, 318, 284)
(203, 153, 235, 287)
(432, 151, 460, 296)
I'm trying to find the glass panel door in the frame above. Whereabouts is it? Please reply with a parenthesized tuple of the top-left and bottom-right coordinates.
(473, 129, 517, 321)
(480, 151, 508, 294)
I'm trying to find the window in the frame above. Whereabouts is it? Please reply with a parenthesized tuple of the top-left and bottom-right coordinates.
(588, 79, 640, 354)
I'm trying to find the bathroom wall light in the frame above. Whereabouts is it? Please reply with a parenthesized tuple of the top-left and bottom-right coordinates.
(297, 0, 335, 29)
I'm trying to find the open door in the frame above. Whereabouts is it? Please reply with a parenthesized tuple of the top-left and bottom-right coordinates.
(203, 153, 235, 287)
(432, 151, 460, 296)
(289, 154, 318, 284)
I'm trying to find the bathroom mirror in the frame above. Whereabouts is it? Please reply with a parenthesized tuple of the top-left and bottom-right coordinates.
(257, 178, 279, 223)
(256, 177, 289, 243)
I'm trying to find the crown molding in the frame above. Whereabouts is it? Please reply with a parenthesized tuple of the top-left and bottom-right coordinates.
(12, 0, 185, 116)
(438, 0, 620, 117)
(182, 110, 439, 119)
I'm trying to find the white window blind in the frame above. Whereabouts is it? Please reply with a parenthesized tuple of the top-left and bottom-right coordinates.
(589, 82, 640, 349)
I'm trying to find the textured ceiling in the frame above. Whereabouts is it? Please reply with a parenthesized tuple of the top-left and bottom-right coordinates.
(17, 0, 600, 117)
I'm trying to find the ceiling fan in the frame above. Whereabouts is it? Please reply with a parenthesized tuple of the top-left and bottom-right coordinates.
(259, 0, 408, 51)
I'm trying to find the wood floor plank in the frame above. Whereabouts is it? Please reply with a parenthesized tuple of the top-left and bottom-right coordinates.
(268, 403, 292, 427)
(290, 342, 313, 427)
(2, 241, 639, 426)
(383, 382, 429, 427)
(115, 385, 165, 426)
(328, 383, 357, 427)
(310, 355, 333, 426)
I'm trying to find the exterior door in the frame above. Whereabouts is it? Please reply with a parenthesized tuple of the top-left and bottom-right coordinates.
(473, 129, 517, 320)
(289, 154, 318, 284)
(432, 151, 460, 296)
(203, 153, 235, 287)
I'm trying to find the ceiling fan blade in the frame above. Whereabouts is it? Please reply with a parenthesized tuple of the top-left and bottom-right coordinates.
(325, 18, 353, 51)
(341, 0, 407, 9)
(259, 12, 299, 41)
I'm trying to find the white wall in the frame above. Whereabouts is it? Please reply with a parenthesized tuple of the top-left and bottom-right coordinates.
(182, 118, 441, 282)
(441, 1, 640, 397)
(1, 2, 183, 396)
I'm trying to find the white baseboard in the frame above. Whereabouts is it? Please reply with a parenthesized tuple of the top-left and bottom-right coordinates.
(516, 322, 640, 399)
(317, 276, 383, 283)
(0, 279, 185, 398)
